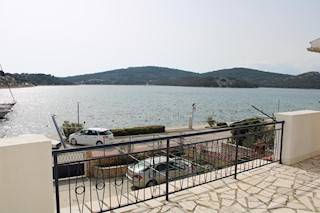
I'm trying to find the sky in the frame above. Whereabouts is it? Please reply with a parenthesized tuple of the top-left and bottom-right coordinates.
(0, 0, 320, 77)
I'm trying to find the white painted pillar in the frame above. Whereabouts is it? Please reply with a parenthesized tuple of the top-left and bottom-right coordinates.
(275, 110, 320, 165)
(0, 134, 54, 213)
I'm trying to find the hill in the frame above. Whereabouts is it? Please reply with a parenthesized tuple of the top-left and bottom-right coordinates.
(2, 66, 320, 89)
(64, 66, 257, 88)
(64, 66, 198, 85)
(0, 72, 74, 87)
(202, 68, 292, 87)
(266, 72, 320, 89)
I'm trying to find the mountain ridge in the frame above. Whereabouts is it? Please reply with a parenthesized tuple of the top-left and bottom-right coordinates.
(2, 66, 320, 89)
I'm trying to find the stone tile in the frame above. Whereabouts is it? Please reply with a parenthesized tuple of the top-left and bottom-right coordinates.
(215, 187, 231, 194)
(277, 187, 293, 195)
(194, 205, 218, 213)
(295, 191, 314, 197)
(160, 204, 175, 212)
(221, 198, 234, 207)
(196, 200, 219, 210)
(132, 207, 150, 213)
(258, 188, 275, 197)
(209, 192, 219, 202)
(228, 203, 247, 213)
(287, 201, 308, 210)
(228, 183, 239, 190)
(178, 201, 197, 211)
(144, 199, 163, 208)
(297, 196, 315, 211)
(147, 207, 162, 213)
(255, 194, 271, 204)
(246, 186, 262, 194)
(237, 189, 250, 198)
(170, 206, 188, 213)
(312, 197, 320, 209)
(113, 204, 137, 213)
(187, 185, 210, 195)
(248, 209, 269, 213)
(247, 196, 259, 202)
(169, 193, 194, 202)
(248, 201, 267, 209)
(256, 181, 272, 189)
(237, 197, 247, 208)
(272, 195, 288, 204)
(238, 182, 251, 191)
(220, 193, 235, 200)
(223, 177, 238, 184)
(273, 179, 294, 188)
(297, 210, 316, 213)
(207, 180, 226, 188)
(268, 202, 285, 209)
(296, 174, 313, 182)
(198, 193, 210, 201)
(270, 208, 295, 213)
(219, 206, 242, 213)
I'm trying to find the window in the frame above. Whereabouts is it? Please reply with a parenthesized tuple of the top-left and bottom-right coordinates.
(155, 163, 167, 172)
(99, 130, 112, 135)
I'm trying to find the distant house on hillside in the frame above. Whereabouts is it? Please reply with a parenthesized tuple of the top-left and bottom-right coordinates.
(307, 38, 320, 53)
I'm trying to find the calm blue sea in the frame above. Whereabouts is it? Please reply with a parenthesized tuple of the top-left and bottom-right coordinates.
(1, 85, 319, 137)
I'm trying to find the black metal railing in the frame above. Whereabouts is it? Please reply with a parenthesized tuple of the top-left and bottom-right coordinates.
(52, 121, 284, 213)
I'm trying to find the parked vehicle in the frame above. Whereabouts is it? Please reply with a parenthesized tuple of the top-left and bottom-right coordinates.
(51, 140, 62, 149)
(126, 156, 192, 189)
(68, 128, 114, 146)
(0, 109, 11, 119)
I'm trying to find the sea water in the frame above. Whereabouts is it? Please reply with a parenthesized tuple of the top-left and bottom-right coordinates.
(1, 85, 319, 137)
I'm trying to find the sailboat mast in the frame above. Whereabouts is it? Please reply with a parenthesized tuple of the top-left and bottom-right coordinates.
(0, 64, 16, 103)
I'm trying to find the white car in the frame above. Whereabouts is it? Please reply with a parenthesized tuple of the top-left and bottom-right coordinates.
(68, 128, 114, 146)
(126, 156, 192, 189)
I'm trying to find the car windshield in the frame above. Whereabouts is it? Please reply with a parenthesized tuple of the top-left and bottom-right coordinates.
(132, 160, 151, 172)
(99, 130, 112, 135)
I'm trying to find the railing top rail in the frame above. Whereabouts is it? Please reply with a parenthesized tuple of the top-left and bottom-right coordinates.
(52, 120, 284, 155)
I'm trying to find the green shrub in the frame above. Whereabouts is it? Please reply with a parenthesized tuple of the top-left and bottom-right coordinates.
(111, 125, 165, 136)
(217, 122, 228, 127)
(230, 118, 274, 147)
(61, 121, 83, 139)
(207, 116, 215, 127)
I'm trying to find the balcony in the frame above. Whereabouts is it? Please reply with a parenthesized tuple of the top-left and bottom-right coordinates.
(1, 110, 320, 212)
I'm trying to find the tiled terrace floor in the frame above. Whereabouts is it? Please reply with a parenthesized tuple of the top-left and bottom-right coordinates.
(113, 156, 320, 212)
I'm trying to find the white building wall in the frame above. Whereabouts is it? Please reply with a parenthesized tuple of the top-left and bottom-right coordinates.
(275, 110, 320, 165)
(0, 134, 54, 213)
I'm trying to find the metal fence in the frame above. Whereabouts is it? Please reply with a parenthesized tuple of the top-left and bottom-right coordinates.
(52, 121, 284, 213)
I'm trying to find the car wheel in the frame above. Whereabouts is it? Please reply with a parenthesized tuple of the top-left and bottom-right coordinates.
(70, 138, 77, 145)
(96, 141, 103, 145)
(146, 180, 158, 187)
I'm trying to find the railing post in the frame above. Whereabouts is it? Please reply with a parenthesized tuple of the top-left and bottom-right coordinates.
(53, 153, 60, 213)
(166, 139, 170, 201)
(234, 129, 240, 179)
(279, 121, 284, 164)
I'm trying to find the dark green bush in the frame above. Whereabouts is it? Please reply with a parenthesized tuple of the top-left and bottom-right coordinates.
(111, 125, 165, 136)
(217, 122, 228, 127)
(230, 118, 274, 147)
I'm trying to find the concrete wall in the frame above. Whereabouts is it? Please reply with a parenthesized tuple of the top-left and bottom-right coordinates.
(275, 110, 320, 165)
(0, 134, 54, 213)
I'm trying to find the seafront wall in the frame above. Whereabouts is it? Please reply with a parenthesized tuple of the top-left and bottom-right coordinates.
(275, 110, 320, 165)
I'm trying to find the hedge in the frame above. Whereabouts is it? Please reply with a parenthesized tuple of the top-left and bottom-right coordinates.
(111, 125, 165, 136)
